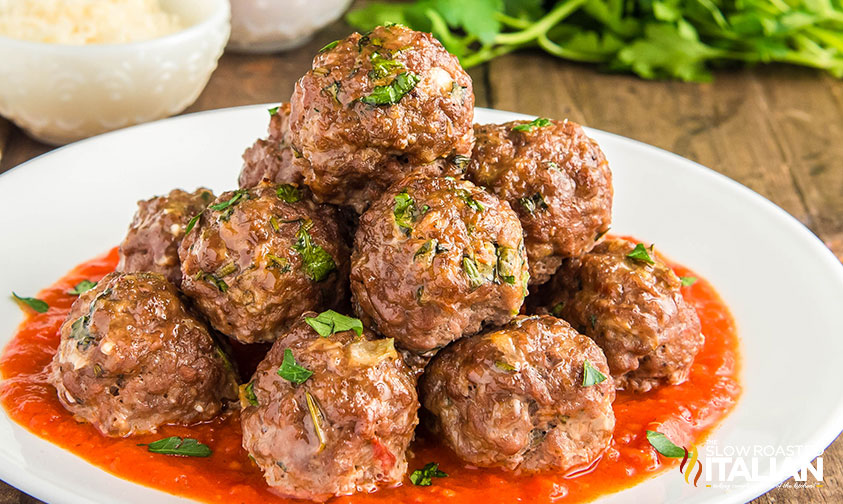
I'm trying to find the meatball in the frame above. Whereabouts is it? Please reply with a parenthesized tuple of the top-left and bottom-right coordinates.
(49, 272, 238, 437)
(289, 24, 475, 212)
(239, 103, 302, 189)
(421, 315, 615, 473)
(240, 311, 418, 501)
(541, 238, 703, 393)
(117, 187, 214, 286)
(351, 173, 528, 356)
(179, 182, 349, 344)
(466, 119, 613, 285)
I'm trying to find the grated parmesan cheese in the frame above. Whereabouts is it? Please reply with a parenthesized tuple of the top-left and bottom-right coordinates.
(0, 0, 184, 45)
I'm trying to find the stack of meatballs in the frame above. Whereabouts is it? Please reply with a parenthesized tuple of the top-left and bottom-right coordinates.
(49, 24, 704, 502)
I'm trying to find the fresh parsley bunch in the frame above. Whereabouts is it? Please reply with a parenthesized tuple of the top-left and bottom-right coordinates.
(347, 0, 843, 81)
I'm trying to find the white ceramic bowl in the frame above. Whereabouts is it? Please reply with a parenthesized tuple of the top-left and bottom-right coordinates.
(0, 0, 230, 145)
(228, 0, 352, 53)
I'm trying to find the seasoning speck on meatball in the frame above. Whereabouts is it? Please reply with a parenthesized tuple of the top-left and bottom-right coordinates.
(117, 187, 215, 286)
(467, 119, 613, 285)
(540, 237, 704, 393)
(179, 182, 350, 344)
(239, 102, 303, 189)
(241, 310, 418, 502)
(351, 172, 529, 356)
(421, 315, 615, 474)
(289, 24, 475, 213)
(49, 272, 239, 437)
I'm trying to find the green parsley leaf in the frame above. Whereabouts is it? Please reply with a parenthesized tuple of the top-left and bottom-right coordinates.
(369, 52, 405, 80)
(305, 310, 364, 338)
(462, 256, 486, 289)
(495, 246, 519, 285)
(646, 430, 686, 458)
(194, 271, 228, 293)
(67, 280, 97, 296)
(142, 436, 212, 457)
(292, 223, 337, 282)
(582, 359, 607, 386)
(268, 106, 279, 116)
(12, 292, 48, 313)
(551, 302, 565, 317)
(410, 462, 448, 486)
(243, 382, 259, 407)
(276, 184, 303, 203)
(512, 117, 552, 132)
(359, 72, 420, 106)
(518, 192, 548, 215)
(210, 190, 248, 221)
(277, 348, 313, 384)
(319, 39, 340, 52)
(185, 212, 202, 234)
(626, 243, 655, 265)
(69, 316, 94, 350)
(495, 360, 517, 372)
(455, 188, 484, 212)
(680, 276, 698, 287)
(393, 190, 418, 233)
(266, 253, 291, 272)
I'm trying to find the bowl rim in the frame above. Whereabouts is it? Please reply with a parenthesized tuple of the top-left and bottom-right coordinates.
(0, 0, 230, 52)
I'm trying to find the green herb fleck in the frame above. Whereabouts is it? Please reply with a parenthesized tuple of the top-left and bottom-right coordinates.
(582, 360, 607, 387)
(185, 212, 202, 234)
(359, 72, 420, 106)
(414, 239, 440, 263)
(495, 361, 517, 373)
(69, 316, 94, 350)
(266, 254, 291, 272)
(455, 188, 483, 212)
(194, 271, 229, 293)
(462, 256, 485, 289)
(646, 430, 685, 458)
(589, 313, 598, 329)
(495, 246, 519, 285)
(319, 39, 340, 52)
(305, 310, 364, 338)
(68, 280, 97, 296)
(680, 276, 698, 287)
(276, 184, 303, 203)
(268, 106, 279, 116)
(512, 118, 552, 132)
(142, 437, 212, 457)
(410, 462, 448, 486)
(277, 348, 313, 384)
(12, 293, 48, 313)
(551, 302, 565, 317)
(369, 52, 405, 80)
(292, 223, 337, 282)
(393, 190, 418, 233)
(626, 243, 655, 265)
(210, 190, 248, 221)
(518, 193, 548, 215)
(323, 81, 342, 103)
(243, 382, 259, 407)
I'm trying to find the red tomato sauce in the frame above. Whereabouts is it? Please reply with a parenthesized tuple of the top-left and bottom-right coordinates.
(0, 246, 740, 504)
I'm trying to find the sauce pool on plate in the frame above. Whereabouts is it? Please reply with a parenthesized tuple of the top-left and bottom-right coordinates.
(0, 247, 740, 503)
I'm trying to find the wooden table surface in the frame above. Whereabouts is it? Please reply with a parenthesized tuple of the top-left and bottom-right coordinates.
(1, 16, 842, 504)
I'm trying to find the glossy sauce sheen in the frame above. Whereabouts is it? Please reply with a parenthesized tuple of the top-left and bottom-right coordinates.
(1, 247, 741, 503)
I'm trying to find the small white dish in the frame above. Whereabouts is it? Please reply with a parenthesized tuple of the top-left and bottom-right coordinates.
(0, 0, 230, 146)
(0, 106, 842, 504)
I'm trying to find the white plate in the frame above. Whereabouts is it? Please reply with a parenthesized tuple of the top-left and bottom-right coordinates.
(1, 106, 842, 504)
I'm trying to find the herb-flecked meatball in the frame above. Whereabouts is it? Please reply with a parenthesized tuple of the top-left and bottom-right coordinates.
(466, 119, 613, 285)
(178, 182, 349, 344)
(240, 311, 418, 502)
(421, 315, 615, 473)
(540, 238, 703, 393)
(239, 103, 302, 189)
(351, 173, 528, 356)
(117, 187, 214, 286)
(289, 24, 475, 213)
(49, 272, 238, 437)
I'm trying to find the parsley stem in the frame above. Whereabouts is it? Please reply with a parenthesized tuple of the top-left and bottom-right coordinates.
(537, 34, 606, 63)
(460, 43, 520, 68)
(494, 13, 532, 30)
(493, 0, 588, 45)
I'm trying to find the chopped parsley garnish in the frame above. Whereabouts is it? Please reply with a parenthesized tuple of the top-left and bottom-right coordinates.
(589, 313, 598, 329)
(319, 39, 340, 52)
(410, 462, 448, 486)
(462, 256, 485, 289)
(626, 243, 655, 265)
(305, 310, 363, 338)
(67, 280, 97, 296)
(141, 437, 212, 457)
(210, 189, 248, 221)
(185, 212, 202, 234)
(276, 184, 303, 203)
(292, 223, 337, 282)
(646, 430, 685, 458)
(518, 192, 548, 215)
(268, 106, 280, 116)
(512, 117, 552, 132)
(277, 348, 313, 384)
(266, 254, 291, 272)
(323, 81, 342, 103)
(495, 246, 519, 285)
(393, 190, 418, 233)
(194, 271, 228, 293)
(582, 360, 607, 387)
(359, 72, 420, 106)
(455, 188, 484, 212)
(595, 228, 610, 241)
(369, 52, 405, 80)
(12, 292, 48, 313)
(69, 316, 94, 350)
(243, 382, 259, 407)
(495, 361, 517, 372)
(680, 276, 698, 287)
(452, 154, 471, 172)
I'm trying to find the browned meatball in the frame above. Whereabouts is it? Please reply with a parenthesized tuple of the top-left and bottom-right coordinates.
(178, 182, 349, 344)
(351, 173, 528, 356)
(467, 119, 613, 285)
(117, 187, 214, 286)
(289, 24, 474, 213)
(540, 238, 703, 393)
(240, 311, 418, 501)
(49, 272, 238, 437)
(239, 103, 302, 189)
(421, 315, 615, 473)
